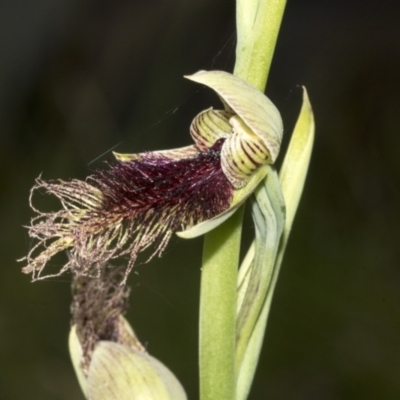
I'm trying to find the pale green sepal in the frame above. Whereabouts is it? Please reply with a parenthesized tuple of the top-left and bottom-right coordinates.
(236, 285, 271, 400)
(69, 317, 185, 400)
(69, 317, 144, 398)
(176, 165, 267, 239)
(235, 168, 285, 400)
(184, 70, 283, 163)
(113, 145, 199, 162)
(279, 87, 315, 232)
(236, 88, 314, 400)
(69, 325, 89, 398)
(177, 206, 238, 240)
(113, 152, 139, 161)
(236, 241, 255, 313)
(87, 341, 187, 400)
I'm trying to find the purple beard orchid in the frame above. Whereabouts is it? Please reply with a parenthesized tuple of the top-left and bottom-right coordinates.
(21, 70, 283, 282)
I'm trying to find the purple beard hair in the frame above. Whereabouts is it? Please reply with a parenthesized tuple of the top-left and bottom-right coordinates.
(80, 138, 235, 278)
(93, 139, 233, 233)
(22, 139, 234, 281)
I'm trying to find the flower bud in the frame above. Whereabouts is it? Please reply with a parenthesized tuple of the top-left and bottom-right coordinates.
(69, 319, 187, 400)
(69, 266, 187, 399)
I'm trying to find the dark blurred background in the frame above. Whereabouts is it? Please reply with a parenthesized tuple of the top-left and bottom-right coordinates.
(1, 0, 400, 399)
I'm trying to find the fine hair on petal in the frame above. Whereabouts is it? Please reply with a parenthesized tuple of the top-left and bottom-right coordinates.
(21, 140, 233, 282)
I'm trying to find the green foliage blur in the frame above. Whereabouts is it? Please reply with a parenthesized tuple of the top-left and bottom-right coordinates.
(1, 0, 400, 399)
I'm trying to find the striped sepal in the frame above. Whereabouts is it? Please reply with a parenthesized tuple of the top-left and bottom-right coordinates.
(190, 108, 233, 150)
(221, 117, 270, 188)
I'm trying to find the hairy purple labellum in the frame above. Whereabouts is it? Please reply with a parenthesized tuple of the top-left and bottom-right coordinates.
(94, 139, 231, 229)
(21, 139, 233, 282)
(21, 71, 284, 282)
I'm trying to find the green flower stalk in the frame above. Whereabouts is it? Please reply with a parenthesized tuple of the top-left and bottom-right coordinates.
(20, 71, 282, 283)
(69, 265, 187, 400)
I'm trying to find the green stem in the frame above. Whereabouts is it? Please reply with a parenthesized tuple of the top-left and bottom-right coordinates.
(199, 1, 286, 399)
(234, 0, 286, 91)
(199, 208, 242, 400)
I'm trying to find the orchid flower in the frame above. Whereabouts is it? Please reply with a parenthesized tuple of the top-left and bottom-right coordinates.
(21, 70, 283, 282)
(69, 265, 187, 400)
